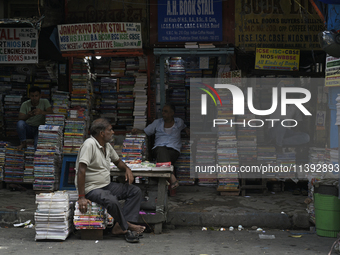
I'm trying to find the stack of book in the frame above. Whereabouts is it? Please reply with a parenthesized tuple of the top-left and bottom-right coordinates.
(100, 77, 117, 125)
(35, 191, 72, 240)
(196, 137, 217, 186)
(110, 58, 126, 77)
(4, 146, 24, 183)
(63, 119, 86, 154)
(199, 43, 215, 48)
(23, 141, 35, 183)
(138, 56, 148, 71)
(276, 150, 296, 179)
(175, 139, 194, 186)
(93, 57, 110, 77)
(237, 113, 257, 164)
(4, 94, 23, 137)
(69, 58, 92, 135)
(74, 201, 113, 230)
(121, 134, 147, 164)
(45, 114, 66, 127)
(33, 125, 63, 191)
(167, 57, 186, 120)
(125, 57, 139, 76)
(51, 91, 69, 116)
(309, 147, 326, 164)
(0, 141, 6, 181)
(133, 73, 148, 129)
(215, 89, 239, 193)
(117, 76, 135, 129)
(185, 42, 198, 48)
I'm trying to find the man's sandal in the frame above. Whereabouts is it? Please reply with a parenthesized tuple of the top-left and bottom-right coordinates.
(125, 230, 140, 243)
(171, 180, 179, 190)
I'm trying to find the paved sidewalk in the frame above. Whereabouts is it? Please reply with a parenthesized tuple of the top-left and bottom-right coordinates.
(0, 184, 311, 230)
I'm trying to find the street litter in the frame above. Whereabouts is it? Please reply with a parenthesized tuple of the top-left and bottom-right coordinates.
(95, 240, 99, 243)
(20, 209, 25, 212)
(202, 227, 207, 231)
(220, 228, 226, 231)
(238, 225, 244, 231)
(259, 234, 275, 239)
(229, 226, 234, 231)
(289, 235, 302, 238)
(24, 224, 34, 229)
(256, 228, 263, 232)
(13, 220, 31, 227)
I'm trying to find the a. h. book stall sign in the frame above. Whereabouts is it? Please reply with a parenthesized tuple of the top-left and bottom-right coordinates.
(0, 27, 38, 64)
(57, 22, 142, 51)
(157, 0, 223, 42)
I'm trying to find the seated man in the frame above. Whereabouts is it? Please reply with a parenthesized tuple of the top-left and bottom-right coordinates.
(75, 118, 145, 243)
(17, 86, 53, 150)
(131, 103, 190, 189)
(268, 96, 310, 153)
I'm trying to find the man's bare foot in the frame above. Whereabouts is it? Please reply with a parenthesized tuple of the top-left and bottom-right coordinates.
(127, 222, 146, 234)
(17, 142, 27, 150)
(111, 222, 127, 235)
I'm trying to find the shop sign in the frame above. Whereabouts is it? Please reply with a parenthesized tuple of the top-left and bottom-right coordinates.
(57, 22, 142, 51)
(255, 48, 300, 71)
(325, 55, 340, 87)
(235, 0, 324, 51)
(0, 27, 38, 64)
(157, 0, 222, 42)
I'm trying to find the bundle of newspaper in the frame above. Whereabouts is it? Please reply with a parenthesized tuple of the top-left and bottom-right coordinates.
(73, 202, 113, 230)
(35, 191, 72, 240)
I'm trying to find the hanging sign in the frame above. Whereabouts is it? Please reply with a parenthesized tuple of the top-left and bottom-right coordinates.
(235, 0, 324, 51)
(157, 0, 223, 42)
(325, 55, 340, 87)
(255, 48, 300, 71)
(57, 22, 142, 51)
(0, 27, 38, 64)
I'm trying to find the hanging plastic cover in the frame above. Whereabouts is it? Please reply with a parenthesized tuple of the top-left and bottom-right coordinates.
(0, 15, 44, 30)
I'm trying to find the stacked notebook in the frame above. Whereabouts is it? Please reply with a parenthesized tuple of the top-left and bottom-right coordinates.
(73, 201, 113, 230)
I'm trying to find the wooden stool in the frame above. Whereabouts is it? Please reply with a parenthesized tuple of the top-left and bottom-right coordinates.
(80, 229, 103, 240)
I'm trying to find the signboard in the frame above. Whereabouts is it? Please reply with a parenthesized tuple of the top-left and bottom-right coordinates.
(235, 0, 324, 51)
(57, 22, 142, 51)
(157, 0, 223, 42)
(325, 55, 340, 87)
(0, 27, 38, 64)
(255, 48, 300, 71)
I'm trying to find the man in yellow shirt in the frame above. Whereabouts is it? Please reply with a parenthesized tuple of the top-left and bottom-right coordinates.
(17, 86, 53, 150)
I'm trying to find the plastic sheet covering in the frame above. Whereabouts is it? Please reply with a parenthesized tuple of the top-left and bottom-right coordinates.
(0, 15, 44, 30)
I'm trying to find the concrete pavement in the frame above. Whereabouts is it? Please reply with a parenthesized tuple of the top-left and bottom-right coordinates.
(0, 184, 311, 230)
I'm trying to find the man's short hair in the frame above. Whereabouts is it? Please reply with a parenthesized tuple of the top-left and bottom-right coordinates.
(90, 118, 111, 137)
(29, 86, 41, 94)
(164, 103, 176, 113)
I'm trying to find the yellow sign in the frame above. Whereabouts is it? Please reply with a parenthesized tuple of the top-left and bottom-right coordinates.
(235, 0, 324, 51)
(325, 56, 340, 87)
(255, 48, 300, 71)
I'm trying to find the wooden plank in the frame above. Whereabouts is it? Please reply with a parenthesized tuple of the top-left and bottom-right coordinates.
(81, 229, 103, 240)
